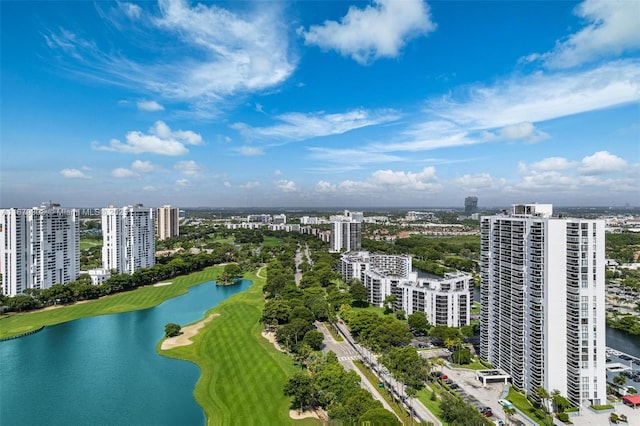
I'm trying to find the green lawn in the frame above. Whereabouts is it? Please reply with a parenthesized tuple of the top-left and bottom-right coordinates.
(80, 239, 102, 250)
(159, 270, 319, 426)
(506, 387, 548, 426)
(263, 236, 285, 247)
(471, 301, 481, 314)
(0, 266, 226, 339)
(417, 383, 449, 425)
(449, 357, 488, 370)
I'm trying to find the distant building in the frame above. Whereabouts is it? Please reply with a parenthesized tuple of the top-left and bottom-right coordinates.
(340, 251, 471, 327)
(247, 214, 271, 223)
(272, 214, 286, 225)
(480, 203, 606, 407)
(464, 196, 478, 216)
(0, 203, 80, 296)
(85, 268, 111, 286)
(102, 205, 155, 275)
(330, 210, 363, 253)
(157, 205, 179, 241)
(300, 216, 319, 225)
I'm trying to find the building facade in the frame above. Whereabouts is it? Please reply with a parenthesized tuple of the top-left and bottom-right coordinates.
(340, 251, 471, 327)
(102, 205, 155, 275)
(0, 204, 80, 296)
(480, 204, 606, 407)
(330, 211, 363, 253)
(464, 196, 478, 216)
(157, 205, 179, 241)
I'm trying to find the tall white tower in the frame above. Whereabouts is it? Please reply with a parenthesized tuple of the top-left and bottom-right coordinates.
(480, 204, 606, 407)
(102, 205, 155, 275)
(0, 203, 79, 296)
(330, 210, 362, 253)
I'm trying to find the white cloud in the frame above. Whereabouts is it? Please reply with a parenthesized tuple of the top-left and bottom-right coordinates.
(301, 0, 436, 64)
(60, 168, 91, 179)
(45, 0, 296, 114)
(579, 151, 627, 175)
(489, 122, 550, 143)
(234, 108, 400, 143)
(142, 185, 157, 191)
(275, 179, 298, 192)
(316, 166, 441, 197)
(429, 61, 640, 130)
(236, 146, 264, 156)
(315, 180, 337, 193)
(131, 160, 160, 173)
(119, 2, 142, 20)
(112, 168, 140, 178)
(369, 167, 438, 191)
(526, 0, 640, 69)
(240, 181, 260, 189)
(273, 169, 283, 176)
(308, 147, 404, 165)
(453, 173, 506, 191)
(92, 121, 203, 156)
(529, 157, 578, 171)
(137, 100, 165, 111)
(174, 160, 202, 177)
(176, 178, 190, 187)
(223, 180, 232, 188)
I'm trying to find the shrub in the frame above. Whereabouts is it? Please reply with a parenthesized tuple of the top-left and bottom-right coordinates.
(164, 322, 181, 337)
(591, 404, 614, 410)
(557, 412, 569, 422)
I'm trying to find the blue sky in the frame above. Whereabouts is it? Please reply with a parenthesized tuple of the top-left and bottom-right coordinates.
(1, 0, 639, 208)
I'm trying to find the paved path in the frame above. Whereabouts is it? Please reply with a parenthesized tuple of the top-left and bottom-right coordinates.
(332, 321, 443, 426)
(316, 322, 399, 417)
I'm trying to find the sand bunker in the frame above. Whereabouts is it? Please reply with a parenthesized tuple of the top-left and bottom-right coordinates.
(161, 314, 219, 350)
(153, 282, 173, 287)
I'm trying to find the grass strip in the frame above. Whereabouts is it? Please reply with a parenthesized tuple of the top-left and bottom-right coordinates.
(159, 270, 319, 426)
(416, 383, 449, 425)
(0, 266, 226, 339)
(323, 321, 344, 342)
(507, 387, 547, 426)
(353, 359, 412, 425)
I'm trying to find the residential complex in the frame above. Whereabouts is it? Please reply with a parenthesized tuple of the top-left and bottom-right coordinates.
(480, 204, 606, 406)
(330, 210, 363, 253)
(102, 205, 156, 275)
(340, 251, 471, 327)
(0, 203, 80, 296)
(157, 205, 179, 241)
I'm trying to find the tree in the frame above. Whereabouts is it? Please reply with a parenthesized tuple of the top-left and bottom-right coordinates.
(551, 389, 571, 413)
(164, 323, 181, 337)
(358, 408, 401, 425)
(223, 263, 243, 278)
(613, 374, 627, 387)
(407, 311, 429, 334)
(384, 294, 397, 311)
(451, 347, 472, 364)
(283, 372, 316, 413)
(535, 386, 551, 413)
(503, 405, 516, 425)
(303, 329, 324, 351)
(349, 280, 368, 307)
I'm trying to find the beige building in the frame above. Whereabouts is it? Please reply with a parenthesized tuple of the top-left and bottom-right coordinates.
(157, 205, 179, 241)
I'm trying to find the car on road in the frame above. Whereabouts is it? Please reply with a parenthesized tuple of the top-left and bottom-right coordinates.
(498, 399, 514, 409)
(479, 407, 493, 417)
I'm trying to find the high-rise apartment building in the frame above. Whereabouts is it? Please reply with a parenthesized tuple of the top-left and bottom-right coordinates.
(330, 210, 363, 253)
(157, 205, 179, 241)
(480, 204, 606, 406)
(102, 205, 155, 275)
(0, 203, 79, 296)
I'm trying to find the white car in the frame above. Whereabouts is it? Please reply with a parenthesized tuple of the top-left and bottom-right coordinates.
(498, 399, 514, 409)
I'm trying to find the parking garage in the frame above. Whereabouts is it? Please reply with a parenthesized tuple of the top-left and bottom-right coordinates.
(476, 370, 512, 387)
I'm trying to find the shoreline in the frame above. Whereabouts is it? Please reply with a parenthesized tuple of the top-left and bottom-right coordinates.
(161, 314, 219, 350)
(0, 266, 227, 340)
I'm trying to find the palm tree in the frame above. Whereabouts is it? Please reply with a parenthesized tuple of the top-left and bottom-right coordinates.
(535, 386, 551, 413)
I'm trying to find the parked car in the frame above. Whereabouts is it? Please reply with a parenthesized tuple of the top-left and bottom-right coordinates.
(449, 383, 459, 390)
(498, 399, 514, 409)
(479, 407, 493, 417)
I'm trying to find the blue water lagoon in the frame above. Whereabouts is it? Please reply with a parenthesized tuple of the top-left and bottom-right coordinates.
(0, 279, 251, 426)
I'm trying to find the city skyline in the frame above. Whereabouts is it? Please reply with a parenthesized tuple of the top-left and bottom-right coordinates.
(2, 0, 639, 208)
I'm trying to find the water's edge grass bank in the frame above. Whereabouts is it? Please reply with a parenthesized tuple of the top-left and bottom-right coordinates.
(0, 266, 226, 339)
(158, 269, 320, 426)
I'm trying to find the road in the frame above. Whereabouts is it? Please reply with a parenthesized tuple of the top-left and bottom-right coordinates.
(316, 322, 399, 417)
(331, 321, 443, 426)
